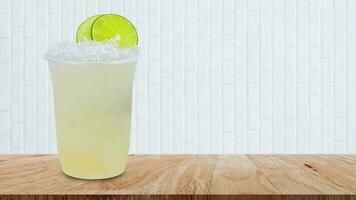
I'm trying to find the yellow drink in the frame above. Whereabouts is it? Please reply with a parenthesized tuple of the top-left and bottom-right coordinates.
(49, 60, 136, 179)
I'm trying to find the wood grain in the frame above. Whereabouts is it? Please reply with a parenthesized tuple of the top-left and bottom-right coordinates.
(0, 155, 356, 200)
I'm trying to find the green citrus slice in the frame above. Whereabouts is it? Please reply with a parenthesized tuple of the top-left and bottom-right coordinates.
(91, 14, 138, 48)
(76, 14, 103, 42)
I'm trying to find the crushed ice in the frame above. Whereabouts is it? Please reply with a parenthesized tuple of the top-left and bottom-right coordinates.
(46, 39, 138, 62)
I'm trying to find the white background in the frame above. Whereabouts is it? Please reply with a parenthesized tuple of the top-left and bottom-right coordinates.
(0, 0, 356, 154)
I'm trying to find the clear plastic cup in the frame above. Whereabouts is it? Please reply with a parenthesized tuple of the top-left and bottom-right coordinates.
(45, 56, 137, 179)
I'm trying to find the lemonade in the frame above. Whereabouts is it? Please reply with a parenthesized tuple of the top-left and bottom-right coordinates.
(45, 14, 139, 179)
(50, 60, 136, 179)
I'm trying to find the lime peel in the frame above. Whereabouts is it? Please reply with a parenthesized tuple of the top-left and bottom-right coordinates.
(91, 14, 138, 48)
(76, 14, 138, 48)
(76, 14, 103, 43)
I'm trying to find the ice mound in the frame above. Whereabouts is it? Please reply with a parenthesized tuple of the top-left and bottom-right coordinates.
(45, 40, 138, 63)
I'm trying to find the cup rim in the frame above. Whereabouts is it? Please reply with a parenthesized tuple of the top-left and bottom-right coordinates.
(43, 53, 139, 65)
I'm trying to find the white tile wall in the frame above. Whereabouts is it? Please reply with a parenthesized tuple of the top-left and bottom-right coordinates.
(0, 0, 355, 154)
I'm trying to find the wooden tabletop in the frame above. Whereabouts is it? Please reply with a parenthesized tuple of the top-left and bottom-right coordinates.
(0, 155, 356, 200)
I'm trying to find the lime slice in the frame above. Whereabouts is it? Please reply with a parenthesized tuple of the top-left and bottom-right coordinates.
(76, 14, 102, 42)
(91, 14, 138, 48)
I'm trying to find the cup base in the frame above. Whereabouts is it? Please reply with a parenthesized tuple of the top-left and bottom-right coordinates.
(62, 168, 126, 180)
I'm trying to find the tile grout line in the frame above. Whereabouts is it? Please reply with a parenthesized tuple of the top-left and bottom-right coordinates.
(219, 0, 223, 154)
(183, 0, 189, 153)
(48, 0, 55, 153)
(145, 0, 149, 153)
(320, 0, 323, 153)
(34, 0, 38, 153)
(269, 0, 273, 153)
(195, 0, 198, 154)
(244, 0, 248, 153)
(332, 0, 336, 153)
(271, 0, 274, 153)
(145, 0, 148, 153)
(233, 0, 237, 153)
(296, 1, 299, 152)
(9, 0, 12, 153)
(134, 0, 139, 154)
(85, 0, 88, 16)
(21, 0, 25, 153)
(308, 0, 311, 153)
(282, 0, 286, 153)
(170, 0, 174, 153)
(208, 0, 211, 154)
(158, 0, 162, 154)
(295, 0, 297, 153)
(344, 0, 348, 152)
(182, 1, 187, 152)
(258, 0, 261, 153)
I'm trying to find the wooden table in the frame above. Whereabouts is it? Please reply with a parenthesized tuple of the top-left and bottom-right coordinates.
(0, 155, 355, 199)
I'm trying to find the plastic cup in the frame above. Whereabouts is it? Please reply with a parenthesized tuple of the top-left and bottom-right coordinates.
(44, 56, 137, 179)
